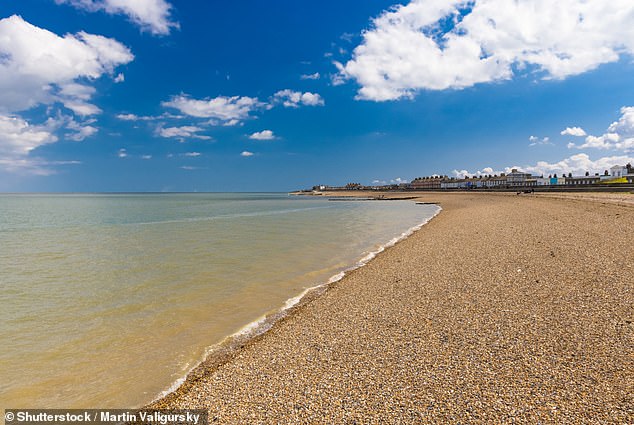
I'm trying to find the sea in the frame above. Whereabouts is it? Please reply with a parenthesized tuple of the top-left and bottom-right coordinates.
(0, 193, 439, 408)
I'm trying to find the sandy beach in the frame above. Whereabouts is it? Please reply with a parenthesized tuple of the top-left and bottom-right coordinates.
(152, 192, 633, 423)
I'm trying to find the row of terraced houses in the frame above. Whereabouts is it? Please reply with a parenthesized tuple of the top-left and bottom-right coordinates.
(409, 164, 634, 190)
(312, 163, 634, 192)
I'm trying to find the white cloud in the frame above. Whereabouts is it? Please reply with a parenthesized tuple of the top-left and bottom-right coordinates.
(141, 154, 152, 160)
(273, 90, 325, 107)
(521, 153, 634, 176)
(157, 125, 211, 140)
(455, 154, 634, 178)
(114, 73, 125, 83)
(55, 0, 178, 35)
(66, 119, 98, 141)
(249, 130, 276, 140)
(301, 92, 325, 106)
(568, 106, 634, 151)
(528, 135, 552, 146)
(452, 169, 472, 178)
(453, 166, 508, 178)
(58, 83, 96, 100)
(561, 127, 587, 137)
(340, 0, 634, 100)
(0, 113, 88, 174)
(0, 15, 133, 114)
(341, 32, 355, 42)
(161, 90, 323, 126)
(390, 177, 407, 184)
(118, 148, 127, 158)
(0, 158, 79, 176)
(183, 152, 201, 157)
(240, 151, 254, 157)
(300, 72, 320, 80)
(116, 113, 139, 121)
(0, 115, 58, 158)
(63, 101, 103, 116)
(116, 112, 182, 121)
(162, 95, 262, 123)
(58, 83, 103, 115)
(330, 71, 346, 86)
(223, 119, 241, 127)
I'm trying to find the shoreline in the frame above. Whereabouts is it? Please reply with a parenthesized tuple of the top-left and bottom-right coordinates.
(148, 199, 442, 407)
(150, 191, 633, 422)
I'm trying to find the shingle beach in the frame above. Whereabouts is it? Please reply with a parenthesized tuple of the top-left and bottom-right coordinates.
(152, 192, 633, 423)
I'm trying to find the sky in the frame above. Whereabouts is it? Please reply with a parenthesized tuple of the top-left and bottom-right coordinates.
(1, 0, 634, 192)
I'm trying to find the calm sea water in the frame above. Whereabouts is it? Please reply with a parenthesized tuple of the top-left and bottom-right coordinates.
(0, 193, 439, 408)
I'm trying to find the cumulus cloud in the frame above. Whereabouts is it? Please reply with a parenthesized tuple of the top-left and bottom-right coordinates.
(66, 119, 98, 141)
(223, 119, 241, 127)
(116, 113, 139, 121)
(240, 151, 254, 157)
(561, 127, 587, 137)
(55, 0, 178, 35)
(114, 73, 125, 83)
(340, 0, 634, 100)
(162, 95, 262, 124)
(455, 154, 634, 178)
(567, 106, 634, 151)
(161, 90, 324, 127)
(0, 115, 59, 159)
(157, 125, 211, 140)
(182, 152, 201, 157)
(118, 148, 127, 158)
(330, 72, 346, 86)
(522, 154, 634, 176)
(0, 113, 94, 174)
(300, 72, 320, 80)
(453, 167, 503, 178)
(0, 15, 133, 114)
(249, 130, 276, 140)
(64, 101, 102, 116)
(272, 90, 325, 107)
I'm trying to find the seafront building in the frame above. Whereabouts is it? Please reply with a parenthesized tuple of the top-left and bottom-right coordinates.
(311, 163, 634, 192)
(410, 176, 443, 190)
(412, 164, 634, 190)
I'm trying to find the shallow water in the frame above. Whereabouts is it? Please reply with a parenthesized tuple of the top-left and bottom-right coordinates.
(0, 193, 439, 408)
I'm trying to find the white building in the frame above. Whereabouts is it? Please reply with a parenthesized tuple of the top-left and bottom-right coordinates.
(506, 169, 532, 186)
(610, 165, 628, 178)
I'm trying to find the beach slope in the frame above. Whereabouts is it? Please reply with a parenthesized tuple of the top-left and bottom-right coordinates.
(154, 193, 633, 423)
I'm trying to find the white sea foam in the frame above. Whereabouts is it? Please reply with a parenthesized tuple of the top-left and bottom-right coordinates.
(327, 271, 346, 284)
(152, 203, 442, 404)
(283, 285, 320, 310)
(156, 376, 187, 400)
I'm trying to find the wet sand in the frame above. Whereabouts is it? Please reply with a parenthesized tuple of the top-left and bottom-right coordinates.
(153, 192, 633, 423)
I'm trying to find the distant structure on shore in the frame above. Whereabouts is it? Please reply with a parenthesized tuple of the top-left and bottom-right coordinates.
(310, 164, 634, 192)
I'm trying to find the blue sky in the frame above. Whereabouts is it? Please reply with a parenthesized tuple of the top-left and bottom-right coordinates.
(1, 0, 633, 192)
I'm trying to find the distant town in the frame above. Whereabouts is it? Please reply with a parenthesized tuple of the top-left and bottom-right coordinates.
(310, 163, 634, 192)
